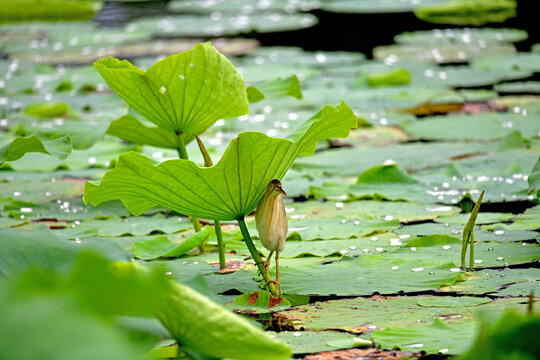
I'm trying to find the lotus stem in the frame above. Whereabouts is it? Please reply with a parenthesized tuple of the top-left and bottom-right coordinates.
(469, 232, 474, 271)
(176, 133, 203, 251)
(215, 220, 226, 270)
(194, 135, 226, 269)
(237, 217, 277, 296)
(196, 135, 213, 167)
(461, 190, 484, 271)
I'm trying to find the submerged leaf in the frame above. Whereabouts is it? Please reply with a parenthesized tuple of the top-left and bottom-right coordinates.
(94, 42, 249, 135)
(84, 101, 357, 220)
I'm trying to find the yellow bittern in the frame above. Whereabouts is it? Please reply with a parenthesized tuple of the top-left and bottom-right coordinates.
(255, 179, 288, 296)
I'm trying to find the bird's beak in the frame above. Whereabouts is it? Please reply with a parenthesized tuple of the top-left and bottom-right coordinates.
(276, 187, 287, 196)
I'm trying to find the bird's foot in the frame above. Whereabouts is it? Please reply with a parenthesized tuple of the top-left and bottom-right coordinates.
(255, 260, 270, 277)
(264, 279, 282, 298)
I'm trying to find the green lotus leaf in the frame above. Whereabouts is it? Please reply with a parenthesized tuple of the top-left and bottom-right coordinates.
(414, 0, 517, 26)
(528, 156, 540, 198)
(94, 42, 249, 135)
(84, 101, 357, 220)
(0, 133, 72, 165)
(247, 74, 303, 103)
(105, 114, 182, 149)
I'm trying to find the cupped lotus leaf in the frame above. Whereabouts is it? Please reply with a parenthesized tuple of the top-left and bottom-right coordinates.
(84, 101, 357, 221)
(94, 42, 249, 135)
(0, 133, 72, 165)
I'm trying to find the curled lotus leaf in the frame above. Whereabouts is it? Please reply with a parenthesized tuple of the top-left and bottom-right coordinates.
(84, 101, 357, 221)
(94, 42, 249, 135)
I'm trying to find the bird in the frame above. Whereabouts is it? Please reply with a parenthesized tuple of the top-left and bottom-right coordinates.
(255, 179, 288, 296)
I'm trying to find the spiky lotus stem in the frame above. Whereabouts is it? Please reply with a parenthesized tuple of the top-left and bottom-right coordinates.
(237, 217, 277, 296)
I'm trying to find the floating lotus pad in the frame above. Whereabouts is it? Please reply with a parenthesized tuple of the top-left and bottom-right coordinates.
(394, 28, 528, 46)
(321, 0, 448, 14)
(128, 13, 317, 38)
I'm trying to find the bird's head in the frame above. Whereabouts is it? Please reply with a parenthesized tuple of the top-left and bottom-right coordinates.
(268, 179, 287, 196)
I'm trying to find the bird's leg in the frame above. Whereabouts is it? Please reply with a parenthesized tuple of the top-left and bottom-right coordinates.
(256, 251, 274, 277)
(275, 251, 281, 297)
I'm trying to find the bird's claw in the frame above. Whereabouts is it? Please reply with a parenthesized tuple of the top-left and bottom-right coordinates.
(255, 260, 270, 277)
(264, 279, 282, 298)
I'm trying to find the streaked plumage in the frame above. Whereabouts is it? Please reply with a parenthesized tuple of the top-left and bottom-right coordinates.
(256, 179, 288, 251)
(255, 179, 288, 296)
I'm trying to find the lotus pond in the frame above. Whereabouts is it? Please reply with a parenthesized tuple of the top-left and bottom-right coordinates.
(0, 1, 539, 359)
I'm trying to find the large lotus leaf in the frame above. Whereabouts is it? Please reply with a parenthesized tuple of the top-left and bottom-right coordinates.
(397, 222, 539, 242)
(0, 133, 72, 164)
(398, 238, 540, 268)
(84, 101, 357, 220)
(94, 42, 249, 135)
(441, 268, 540, 295)
(225, 237, 388, 258)
(279, 255, 466, 296)
(287, 200, 459, 223)
(403, 113, 540, 141)
(278, 296, 526, 332)
(372, 317, 476, 355)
